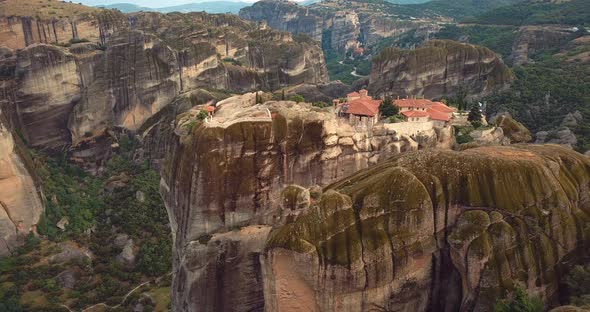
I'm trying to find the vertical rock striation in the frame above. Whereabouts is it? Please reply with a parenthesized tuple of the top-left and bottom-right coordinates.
(263, 145, 590, 311)
(161, 94, 452, 311)
(0, 114, 43, 256)
(369, 40, 514, 99)
(3, 11, 328, 161)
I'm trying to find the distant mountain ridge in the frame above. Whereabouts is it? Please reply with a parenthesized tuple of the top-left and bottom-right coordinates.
(98, 1, 251, 14)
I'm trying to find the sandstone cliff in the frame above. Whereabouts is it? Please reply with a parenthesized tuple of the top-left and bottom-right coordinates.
(0, 114, 43, 256)
(264, 144, 590, 311)
(0, 10, 124, 50)
(160, 94, 451, 311)
(369, 40, 514, 99)
(1, 10, 328, 159)
(239, 0, 443, 54)
(511, 26, 576, 66)
(239, 0, 323, 42)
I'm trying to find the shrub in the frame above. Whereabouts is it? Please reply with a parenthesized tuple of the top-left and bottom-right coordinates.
(69, 38, 90, 44)
(494, 288, 544, 312)
(565, 264, 590, 305)
(289, 94, 305, 103)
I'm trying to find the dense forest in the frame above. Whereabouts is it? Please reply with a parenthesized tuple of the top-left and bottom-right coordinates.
(0, 137, 172, 311)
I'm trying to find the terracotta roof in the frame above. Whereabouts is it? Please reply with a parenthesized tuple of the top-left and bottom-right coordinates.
(394, 99, 435, 108)
(347, 92, 361, 97)
(431, 102, 456, 113)
(402, 110, 430, 118)
(426, 108, 451, 121)
(205, 106, 215, 112)
(347, 99, 382, 117)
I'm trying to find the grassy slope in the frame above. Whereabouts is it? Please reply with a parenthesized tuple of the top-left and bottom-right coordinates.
(0, 0, 100, 19)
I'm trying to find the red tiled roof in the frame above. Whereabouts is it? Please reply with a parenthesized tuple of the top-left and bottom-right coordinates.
(347, 92, 361, 97)
(426, 108, 451, 121)
(431, 102, 456, 113)
(347, 99, 382, 117)
(394, 99, 435, 108)
(205, 106, 215, 112)
(402, 110, 430, 118)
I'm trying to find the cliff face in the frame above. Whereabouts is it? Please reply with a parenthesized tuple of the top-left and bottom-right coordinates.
(239, 0, 442, 53)
(511, 26, 575, 66)
(2, 11, 327, 157)
(264, 144, 590, 311)
(0, 11, 124, 50)
(239, 0, 323, 42)
(161, 94, 451, 311)
(369, 40, 514, 99)
(0, 115, 43, 256)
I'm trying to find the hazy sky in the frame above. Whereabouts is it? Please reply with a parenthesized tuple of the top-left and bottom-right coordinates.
(79, 0, 303, 7)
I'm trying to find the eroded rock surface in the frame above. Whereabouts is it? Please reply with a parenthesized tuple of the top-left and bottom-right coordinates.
(264, 145, 590, 311)
(2, 11, 328, 161)
(0, 115, 43, 256)
(369, 40, 513, 99)
(161, 94, 451, 311)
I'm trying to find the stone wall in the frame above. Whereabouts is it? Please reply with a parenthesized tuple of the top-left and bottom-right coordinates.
(383, 121, 434, 137)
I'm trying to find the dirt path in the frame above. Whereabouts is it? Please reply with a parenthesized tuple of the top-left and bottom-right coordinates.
(60, 272, 172, 312)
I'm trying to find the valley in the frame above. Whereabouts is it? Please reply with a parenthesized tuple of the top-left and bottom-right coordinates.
(0, 0, 589, 311)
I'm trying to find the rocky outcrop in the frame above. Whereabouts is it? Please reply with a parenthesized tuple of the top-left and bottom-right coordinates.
(493, 114, 532, 143)
(511, 26, 576, 66)
(536, 128, 578, 148)
(264, 145, 590, 311)
(369, 40, 514, 99)
(161, 94, 451, 311)
(0, 11, 124, 50)
(0, 114, 43, 256)
(239, 0, 444, 53)
(239, 0, 323, 42)
(3, 11, 328, 158)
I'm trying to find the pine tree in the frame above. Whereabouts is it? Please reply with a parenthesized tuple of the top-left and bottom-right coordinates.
(468, 104, 483, 128)
(379, 97, 399, 118)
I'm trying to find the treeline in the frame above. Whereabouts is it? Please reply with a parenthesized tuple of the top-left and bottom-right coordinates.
(466, 0, 590, 26)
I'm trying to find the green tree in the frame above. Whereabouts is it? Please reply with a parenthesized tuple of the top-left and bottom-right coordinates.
(289, 94, 305, 103)
(136, 240, 172, 277)
(379, 97, 399, 118)
(468, 104, 483, 128)
(494, 288, 544, 312)
(565, 264, 590, 305)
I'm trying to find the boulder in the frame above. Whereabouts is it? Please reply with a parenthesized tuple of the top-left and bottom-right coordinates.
(56, 217, 69, 231)
(116, 239, 136, 268)
(493, 114, 532, 143)
(49, 242, 93, 264)
(135, 191, 146, 203)
(55, 269, 79, 289)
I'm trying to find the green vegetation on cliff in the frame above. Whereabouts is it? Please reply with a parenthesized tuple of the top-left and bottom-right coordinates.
(0, 137, 172, 311)
(565, 264, 590, 306)
(466, 0, 590, 26)
(494, 288, 543, 312)
(435, 25, 518, 59)
(485, 54, 590, 151)
(412, 0, 525, 20)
